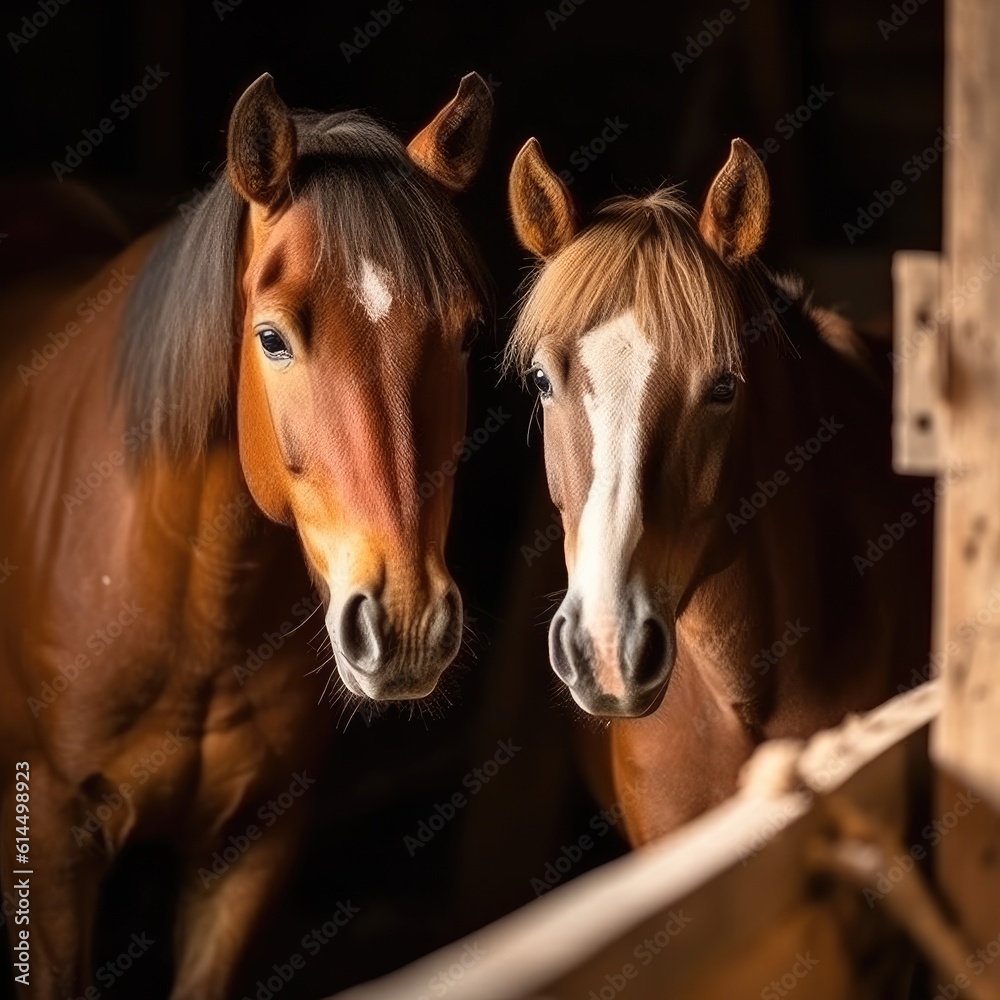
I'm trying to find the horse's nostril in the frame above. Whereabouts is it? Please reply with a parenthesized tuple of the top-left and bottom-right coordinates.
(435, 585, 463, 660)
(629, 617, 668, 689)
(442, 586, 461, 627)
(449, 584, 463, 628)
(339, 593, 383, 672)
(548, 611, 578, 686)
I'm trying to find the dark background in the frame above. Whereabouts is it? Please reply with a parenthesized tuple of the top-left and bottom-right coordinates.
(0, 0, 944, 996)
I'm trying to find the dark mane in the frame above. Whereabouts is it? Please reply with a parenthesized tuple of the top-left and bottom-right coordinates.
(118, 109, 487, 454)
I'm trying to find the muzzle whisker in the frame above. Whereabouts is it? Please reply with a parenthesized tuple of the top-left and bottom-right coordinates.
(284, 600, 325, 637)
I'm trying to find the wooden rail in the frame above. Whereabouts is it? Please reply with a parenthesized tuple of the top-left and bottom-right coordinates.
(332, 684, 940, 1000)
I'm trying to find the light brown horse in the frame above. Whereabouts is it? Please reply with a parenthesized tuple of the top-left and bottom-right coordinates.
(507, 137, 931, 844)
(0, 71, 491, 998)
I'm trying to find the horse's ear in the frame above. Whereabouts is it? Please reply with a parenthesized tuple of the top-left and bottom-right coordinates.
(227, 73, 297, 209)
(407, 72, 493, 192)
(699, 138, 770, 262)
(509, 138, 579, 259)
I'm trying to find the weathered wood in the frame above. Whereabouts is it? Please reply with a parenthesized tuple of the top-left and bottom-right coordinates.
(330, 683, 939, 1000)
(932, 0, 1000, 988)
(892, 251, 945, 475)
(933, 0, 1000, 803)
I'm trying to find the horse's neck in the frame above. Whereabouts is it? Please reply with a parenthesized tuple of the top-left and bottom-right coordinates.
(137, 445, 299, 636)
(678, 293, 888, 731)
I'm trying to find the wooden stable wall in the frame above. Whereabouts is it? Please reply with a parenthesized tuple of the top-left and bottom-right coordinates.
(931, 0, 1000, 981)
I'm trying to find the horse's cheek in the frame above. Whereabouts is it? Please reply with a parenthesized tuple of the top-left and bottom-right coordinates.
(237, 358, 293, 525)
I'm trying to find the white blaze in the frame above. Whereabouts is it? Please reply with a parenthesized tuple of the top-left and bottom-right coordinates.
(358, 258, 392, 322)
(571, 311, 654, 686)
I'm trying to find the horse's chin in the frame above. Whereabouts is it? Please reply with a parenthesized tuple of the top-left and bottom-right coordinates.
(566, 669, 673, 719)
(633, 678, 670, 717)
(336, 660, 446, 703)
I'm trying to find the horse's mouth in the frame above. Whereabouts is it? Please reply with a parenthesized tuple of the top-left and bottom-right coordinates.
(565, 668, 673, 719)
(335, 656, 449, 703)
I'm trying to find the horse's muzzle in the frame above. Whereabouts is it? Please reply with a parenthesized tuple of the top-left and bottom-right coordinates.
(548, 592, 674, 717)
(330, 585, 463, 700)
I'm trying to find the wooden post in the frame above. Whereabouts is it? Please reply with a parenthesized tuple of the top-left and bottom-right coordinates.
(933, 0, 1000, 979)
(892, 251, 944, 476)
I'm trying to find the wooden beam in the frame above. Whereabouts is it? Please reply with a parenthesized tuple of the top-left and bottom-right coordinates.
(330, 684, 939, 1000)
(933, 0, 1000, 986)
(892, 251, 945, 475)
(932, 0, 1000, 811)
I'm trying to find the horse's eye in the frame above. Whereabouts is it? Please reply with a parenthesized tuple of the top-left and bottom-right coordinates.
(258, 328, 292, 361)
(531, 367, 552, 399)
(710, 373, 736, 403)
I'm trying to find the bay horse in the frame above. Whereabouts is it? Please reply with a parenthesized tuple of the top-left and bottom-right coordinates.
(0, 71, 491, 998)
(506, 137, 931, 845)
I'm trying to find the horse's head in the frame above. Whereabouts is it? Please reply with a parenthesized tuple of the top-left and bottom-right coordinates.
(228, 74, 491, 701)
(508, 138, 771, 717)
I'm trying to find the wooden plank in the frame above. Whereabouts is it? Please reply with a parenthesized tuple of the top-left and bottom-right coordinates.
(892, 251, 944, 475)
(330, 683, 939, 1000)
(933, 0, 1000, 805)
(933, 0, 1000, 985)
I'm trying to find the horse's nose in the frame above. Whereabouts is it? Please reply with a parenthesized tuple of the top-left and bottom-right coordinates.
(427, 583, 463, 664)
(338, 592, 385, 674)
(622, 615, 669, 691)
(549, 602, 585, 687)
(333, 582, 463, 700)
(549, 594, 673, 717)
